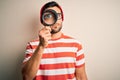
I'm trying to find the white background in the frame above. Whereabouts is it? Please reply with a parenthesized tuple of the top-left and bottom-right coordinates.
(0, 0, 120, 80)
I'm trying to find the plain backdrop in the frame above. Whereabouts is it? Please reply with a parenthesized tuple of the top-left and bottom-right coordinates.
(0, 0, 120, 80)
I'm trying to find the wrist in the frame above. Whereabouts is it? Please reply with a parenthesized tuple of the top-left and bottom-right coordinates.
(38, 44, 45, 49)
(39, 41, 48, 48)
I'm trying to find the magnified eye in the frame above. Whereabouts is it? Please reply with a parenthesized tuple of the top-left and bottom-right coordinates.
(44, 13, 53, 20)
(42, 9, 58, 26)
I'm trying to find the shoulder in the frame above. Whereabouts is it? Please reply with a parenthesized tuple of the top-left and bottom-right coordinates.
(62, 34, 73, 39)
(62, 34, 82, 44)
(27, 38, 39, 46)
(62, 34, 83, 50)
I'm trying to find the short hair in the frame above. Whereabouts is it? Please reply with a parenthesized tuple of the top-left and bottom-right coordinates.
(40, 1, 64, 24)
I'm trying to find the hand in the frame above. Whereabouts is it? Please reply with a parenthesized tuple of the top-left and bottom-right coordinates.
(38, 27, 51, 47)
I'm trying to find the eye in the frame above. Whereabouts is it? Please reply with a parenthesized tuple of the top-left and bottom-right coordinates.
(57, 13, 62, 19)
(57, 13, 61, 17)
(44, 14, 53, 20)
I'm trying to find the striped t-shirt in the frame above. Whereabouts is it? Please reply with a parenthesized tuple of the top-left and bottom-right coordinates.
(23, 33, 85, 80)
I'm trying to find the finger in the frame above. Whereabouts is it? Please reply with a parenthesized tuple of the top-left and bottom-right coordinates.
(39, 29, 50, 35)
(39, 31, 51, 38)
(44, 36, 51, 41)
(44, 27, 51, 32)
(44, 33, 51, 38)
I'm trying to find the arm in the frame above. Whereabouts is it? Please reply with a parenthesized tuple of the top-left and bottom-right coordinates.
(22, 45, 44, 80)
(22, 27, 51, 80)
(75, 65, 88, 80)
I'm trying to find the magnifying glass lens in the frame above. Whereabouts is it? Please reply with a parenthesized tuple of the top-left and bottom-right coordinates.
(43, 12, 55, 25)
(42, 9, 58, 26)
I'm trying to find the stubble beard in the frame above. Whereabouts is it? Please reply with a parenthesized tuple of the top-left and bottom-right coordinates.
(50, 25, 62, 34)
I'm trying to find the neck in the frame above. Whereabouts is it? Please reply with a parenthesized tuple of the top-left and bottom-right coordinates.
(51, 31, 62, 40)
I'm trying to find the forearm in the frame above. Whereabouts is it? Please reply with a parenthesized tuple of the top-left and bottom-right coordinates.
(22, 46, 44, 80)
(22, 27, 51, 80)
(76, 73, 88, 80)
(75, 66, 88, 80)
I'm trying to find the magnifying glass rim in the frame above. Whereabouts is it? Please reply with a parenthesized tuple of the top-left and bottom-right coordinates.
(42, 9, 58, 26)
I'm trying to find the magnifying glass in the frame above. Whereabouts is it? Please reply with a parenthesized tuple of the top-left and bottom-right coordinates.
(41, 9, 58, 26)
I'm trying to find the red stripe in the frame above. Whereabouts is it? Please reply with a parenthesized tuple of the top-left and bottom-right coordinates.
(26, 45, 32, 49)
(39, 63, 75, 70)
(42, 52, 76, 58)
(76, 54, 84, 61)
(25, 53, 33, 58)
(75, 63, 85, 68)
(24, 50, 84, 61)
(48, 42, 82, 48)
(28, 42, 82, 49)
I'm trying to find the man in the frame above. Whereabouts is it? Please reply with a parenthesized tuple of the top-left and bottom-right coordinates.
(22, 1, 88, 80)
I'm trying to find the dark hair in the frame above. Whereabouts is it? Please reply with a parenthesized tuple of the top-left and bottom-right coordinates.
(40, 1, 64, 23)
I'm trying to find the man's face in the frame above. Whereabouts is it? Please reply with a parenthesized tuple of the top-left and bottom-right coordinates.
(46, 6, 63, 34)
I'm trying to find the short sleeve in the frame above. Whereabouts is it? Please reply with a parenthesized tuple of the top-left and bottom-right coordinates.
(23, 42, 34, 63)
(75, 42, 85, 68)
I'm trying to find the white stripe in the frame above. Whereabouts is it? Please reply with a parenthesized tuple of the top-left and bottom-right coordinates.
(41, 57, 76, 64)
(44, 47, 77, 53)
(25, 49, 33, 53)
(76, 58, 85, 66)
(30, 41, 39, 45)
(23, 57, 31, 62)
(26, 47, 77, 54)
(36, 68, 75, 76)
(77, 49, 84, 56)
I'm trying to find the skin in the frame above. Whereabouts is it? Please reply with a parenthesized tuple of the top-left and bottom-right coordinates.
(22, 6, 88, 80)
